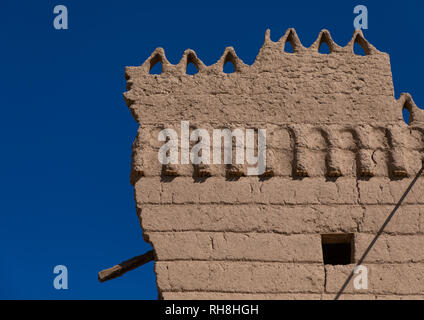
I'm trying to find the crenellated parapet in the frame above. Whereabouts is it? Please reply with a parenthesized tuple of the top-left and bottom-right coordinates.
(124, 29, 397, 126)
(125, 29, 380, 78)
(124, 29, 423, 181)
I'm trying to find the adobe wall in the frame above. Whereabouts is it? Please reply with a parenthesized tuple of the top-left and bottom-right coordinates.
(124, 29, 424, 299)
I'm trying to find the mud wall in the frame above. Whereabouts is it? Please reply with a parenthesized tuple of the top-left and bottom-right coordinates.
(124, 29, 424, 299)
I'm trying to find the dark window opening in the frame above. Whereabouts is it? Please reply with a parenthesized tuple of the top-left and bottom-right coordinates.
(321, 234, 354, 265)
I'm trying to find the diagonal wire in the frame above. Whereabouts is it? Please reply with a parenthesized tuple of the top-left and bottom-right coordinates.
(335, 163, 424, 300)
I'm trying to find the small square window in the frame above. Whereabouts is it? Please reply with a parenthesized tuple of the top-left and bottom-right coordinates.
(321, 234, 354, 265)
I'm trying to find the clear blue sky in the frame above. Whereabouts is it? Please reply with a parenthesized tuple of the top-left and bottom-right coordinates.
(1, 0, 423, 299)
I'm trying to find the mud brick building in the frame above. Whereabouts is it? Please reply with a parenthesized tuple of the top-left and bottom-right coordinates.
(123, 29, 424, 299)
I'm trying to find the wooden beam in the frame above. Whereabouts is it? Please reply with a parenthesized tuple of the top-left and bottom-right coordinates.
(98, 250, 154, 282)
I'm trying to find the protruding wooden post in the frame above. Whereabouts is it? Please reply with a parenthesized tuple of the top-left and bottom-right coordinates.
(98, 250, 154, 283)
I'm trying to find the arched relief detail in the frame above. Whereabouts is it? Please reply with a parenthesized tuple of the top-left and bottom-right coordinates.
(132, 123, 424, 179)
(289, 125, 310, 177)
(289, 125, 327, 177)
(228, 127, 246, 179)
(154, 123, 179, 178)
(385, 125, 408, 178)
(247, 127, 274, 177)
(189, 124, 212, 179)
(319, 127, 343, 177)
(269, 126, 292, 176)
(203, 125, 244, 179)
(349, 127, 374, 177)
(357, 149, 375, 178)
